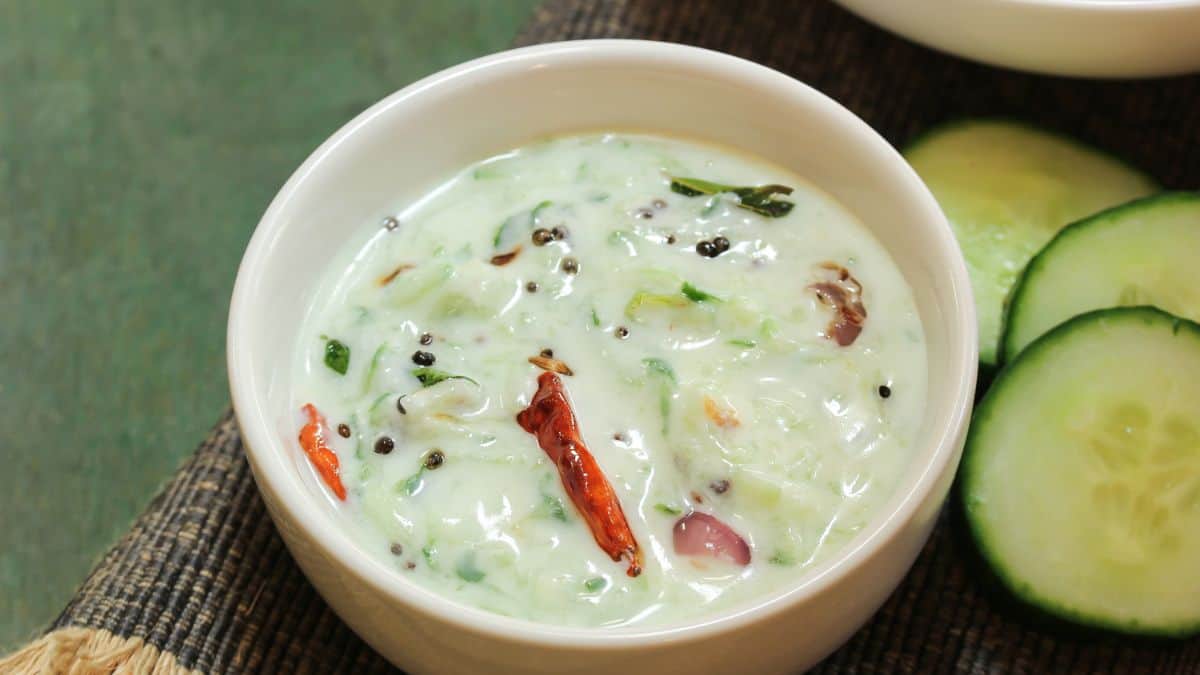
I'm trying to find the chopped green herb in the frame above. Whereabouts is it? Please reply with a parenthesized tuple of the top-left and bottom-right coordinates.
(422, 542, 438, 568)
(350, 413, 364, 460)
(399, 468, 425, 496)
(455, 552, 486, 583)
(654, 503, 683, 516)
(367, 391, 397, 426)
(494, 200, 553, 249)
(642, 357, 678, 385)
(608, 230, 635, 246)
(728, 338, 758, 348)
(412, 367, 479, 388)
(541, 494, 569, 522)
(363, 342, 388, 392)
(644, 358, 678, 434)
(681, 282, 721, 303)
(759, 317, 780, 340)
(368, 392, 395, 412)
(585, 577, 608, 592)
(323, 339, 350, 375)
(669, 176, 795, 218)
(473, 166, 503, 180)
(591, 307, 601, 327)
(768, 551, 797, 566)
(531, 199, 553, 223)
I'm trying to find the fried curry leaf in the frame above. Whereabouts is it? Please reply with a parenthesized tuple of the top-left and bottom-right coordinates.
(455, 552, 486, 583)
(669, 176, 795, 218)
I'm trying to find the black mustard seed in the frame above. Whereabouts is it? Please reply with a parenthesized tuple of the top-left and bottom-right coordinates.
(337, 423, 351, 438)
(532, 228, 553, 246)
(412, 350, 436, 366)
(374, 437, 395, 454)
(424, 449, 445, 470)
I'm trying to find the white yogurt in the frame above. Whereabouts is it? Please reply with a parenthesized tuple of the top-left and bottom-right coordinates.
(291, 133, 926, 627)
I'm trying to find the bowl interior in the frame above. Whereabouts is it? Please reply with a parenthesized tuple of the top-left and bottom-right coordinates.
(229, 40, 976, 637)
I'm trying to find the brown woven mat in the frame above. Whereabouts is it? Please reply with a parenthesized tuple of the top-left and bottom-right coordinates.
(6, 1, 1200, 673)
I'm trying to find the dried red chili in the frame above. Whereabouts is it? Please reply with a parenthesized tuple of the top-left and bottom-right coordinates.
(299, 403, 347, 501)
(516, 372, 643, 577)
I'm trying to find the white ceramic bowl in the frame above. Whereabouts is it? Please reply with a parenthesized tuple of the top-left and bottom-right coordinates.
(228, 40, 977, 675)
(835, 0, 1200, 78)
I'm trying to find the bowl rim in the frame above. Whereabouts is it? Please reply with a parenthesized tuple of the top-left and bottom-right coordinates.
(228, 38, 977, 649)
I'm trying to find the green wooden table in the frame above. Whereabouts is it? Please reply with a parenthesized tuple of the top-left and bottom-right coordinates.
(0, 0, 540, 650)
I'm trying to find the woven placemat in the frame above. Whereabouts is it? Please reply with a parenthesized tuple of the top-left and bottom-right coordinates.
(5, 1, 1200, 673)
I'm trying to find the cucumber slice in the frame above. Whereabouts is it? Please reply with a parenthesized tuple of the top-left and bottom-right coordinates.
(962, 307, 1200, 637)
(905, 120, 1157, 366)
(1003, 192, 1200, 361)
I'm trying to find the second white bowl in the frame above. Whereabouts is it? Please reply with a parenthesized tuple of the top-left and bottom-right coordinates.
(835, 0, 1200, 78)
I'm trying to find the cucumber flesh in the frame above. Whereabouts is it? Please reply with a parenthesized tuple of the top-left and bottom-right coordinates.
(1003, 192, 1200, 361)
(963, 307, 1200, 637)
(905, 120, 1157, 366)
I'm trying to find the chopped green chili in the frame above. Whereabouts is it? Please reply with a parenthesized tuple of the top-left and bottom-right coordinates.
(324, 339, 350, 375)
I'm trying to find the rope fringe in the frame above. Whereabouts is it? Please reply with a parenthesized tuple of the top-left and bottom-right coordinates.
(0, 628, 198, 675)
